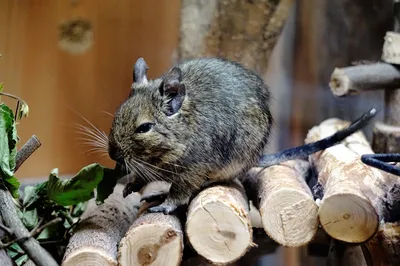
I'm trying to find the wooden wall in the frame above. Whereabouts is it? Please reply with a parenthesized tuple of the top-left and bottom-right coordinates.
(0, 0, 181, 180)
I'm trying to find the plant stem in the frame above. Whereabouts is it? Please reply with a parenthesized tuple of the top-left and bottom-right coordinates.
(14, 135, 41, 173)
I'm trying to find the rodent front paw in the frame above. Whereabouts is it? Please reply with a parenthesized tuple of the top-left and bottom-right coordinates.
(147, 202, 177, 215)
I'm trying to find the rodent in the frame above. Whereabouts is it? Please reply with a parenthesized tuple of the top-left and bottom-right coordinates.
(108, 57, 273, 214)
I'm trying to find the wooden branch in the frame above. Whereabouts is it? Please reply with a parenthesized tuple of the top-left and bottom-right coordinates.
(62, 184, 140, 266)
(329, 63, 400, 97)
(185, 179, 253, 265)
(14, 135, 41, 172)
(0, 187, 57, 266)
(305, 118, 396, 243)
(0, 221, 14, 266)
(118, 212, 183, 266)
(243, 160, 319, 247)
(177, 0, 294, 74)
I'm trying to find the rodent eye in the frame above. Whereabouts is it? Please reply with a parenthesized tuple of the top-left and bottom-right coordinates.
(135, 122, 154, 133)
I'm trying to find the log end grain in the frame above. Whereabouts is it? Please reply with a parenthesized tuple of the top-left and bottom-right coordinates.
(382, 31, 400, 65)
(186, 182, 252, 265)
(118, 213, 183, 266)
(253, 162, 319, 247)
(329, 67, 353, 97)
(260, 188, 319, 247)
(62, 247, 117, 266)
(319, 193, 379, 243)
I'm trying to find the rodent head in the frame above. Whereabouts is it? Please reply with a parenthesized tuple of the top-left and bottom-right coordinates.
(108, 58, 187, 169)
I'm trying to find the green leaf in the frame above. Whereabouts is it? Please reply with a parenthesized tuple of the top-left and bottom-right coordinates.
(47, 164, 104, 206)
(3, 176, 20, 198)
(7, 243, 23, 258)
(0, 83, 3, 93)
(21, 209, 39, 230)
(22, 182, 48, 209)
(95, 167, 120, 204)
(15, 254, 28, 266)
(0, 103, 19, 198)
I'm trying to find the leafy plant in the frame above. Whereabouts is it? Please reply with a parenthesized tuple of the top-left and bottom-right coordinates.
(0, 85, 124, 265)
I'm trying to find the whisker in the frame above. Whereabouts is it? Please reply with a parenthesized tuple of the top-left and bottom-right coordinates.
(74, 124, 109, 144)
(75, 138, 108, 149)
(101, 110, 114, 117)
(68, 108, 109, 143)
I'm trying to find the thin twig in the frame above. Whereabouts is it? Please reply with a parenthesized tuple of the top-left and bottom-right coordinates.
(32, 218, 62, 237)
(29, 218, 44, 236)
(0, 223, 13, 236)
(0, 218, 62, 249)
(14, 135, 41, 172)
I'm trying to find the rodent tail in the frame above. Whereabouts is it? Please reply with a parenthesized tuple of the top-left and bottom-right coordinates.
(258, 108, 377, 168)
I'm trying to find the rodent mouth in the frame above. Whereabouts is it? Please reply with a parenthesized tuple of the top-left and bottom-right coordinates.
(148, 157, 162, 166)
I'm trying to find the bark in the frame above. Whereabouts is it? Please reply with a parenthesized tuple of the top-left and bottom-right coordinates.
(62, 184, 140, 266)
(372, 121, 400, 153)
(185, 179, 253, 265)
(0, 187, 57, 266)
(177, 0, 294, 75)
(364, 222, 400, 266)
(305, 117, 396, 243)
(0, 221, 14, 266)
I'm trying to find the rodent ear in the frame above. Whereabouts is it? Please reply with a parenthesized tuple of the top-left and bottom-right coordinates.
(160, 66, 186, 116)
(133, 57, 149, 85)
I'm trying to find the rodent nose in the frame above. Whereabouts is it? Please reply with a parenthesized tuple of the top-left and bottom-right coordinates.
(108, 143, 124, 163)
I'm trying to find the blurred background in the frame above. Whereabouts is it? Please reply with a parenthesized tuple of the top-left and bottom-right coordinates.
(0, 0, 394, 265)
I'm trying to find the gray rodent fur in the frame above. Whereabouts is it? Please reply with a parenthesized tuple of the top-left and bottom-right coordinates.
(108, 57, 273, 214)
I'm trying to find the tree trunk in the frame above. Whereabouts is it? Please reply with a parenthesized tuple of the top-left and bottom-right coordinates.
(177, 0, 294, 75)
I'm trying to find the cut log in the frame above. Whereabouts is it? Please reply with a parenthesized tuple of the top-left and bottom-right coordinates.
(118, 213, 183, 266)
(326, 239, 368, 266)
(243, 160, 319, 247)
(62, 184, 140, 266)
(329, 63, 400, 97)
(185, 179, 253, 265)
(364, 222, 400, 266)
(305, 118, 396, 243)
(371, 121, 400, 153)
(382, 31, 400, 65)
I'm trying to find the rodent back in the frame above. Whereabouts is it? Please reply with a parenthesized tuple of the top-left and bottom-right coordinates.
(175, 58, 273, 166)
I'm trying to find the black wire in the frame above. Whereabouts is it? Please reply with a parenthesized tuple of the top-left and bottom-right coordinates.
(361, 153, 400, 177)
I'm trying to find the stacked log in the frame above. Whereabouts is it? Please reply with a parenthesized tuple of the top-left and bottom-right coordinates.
(62, 184, 140, 266)
(305, 118, 396, 243)
(242, 160, 319, 247)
